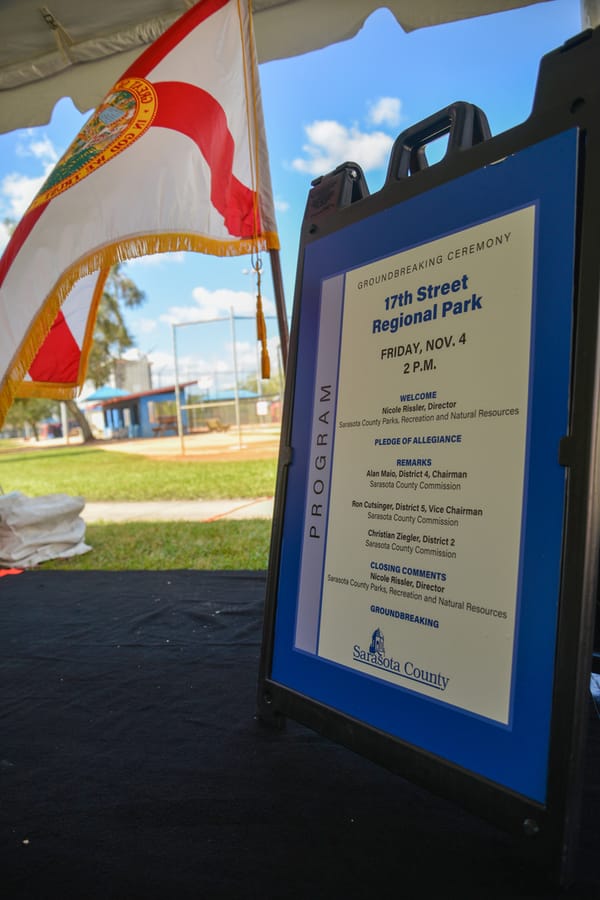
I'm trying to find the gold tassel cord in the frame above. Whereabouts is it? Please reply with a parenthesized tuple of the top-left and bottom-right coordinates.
(256, 293, 266, 343)
(253, 257, 270, 380)
(261, 345, 270, 380)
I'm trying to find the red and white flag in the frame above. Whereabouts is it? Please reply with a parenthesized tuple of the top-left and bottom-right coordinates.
(0, 0, 278, 424)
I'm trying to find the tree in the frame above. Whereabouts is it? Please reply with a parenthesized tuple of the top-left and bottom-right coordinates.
(64, 399, 93, 443)
(239, 368, 285, 397)
(4, 397, 60, 441)
(65, 264, 146, 442)
(86, 264, 146, 386)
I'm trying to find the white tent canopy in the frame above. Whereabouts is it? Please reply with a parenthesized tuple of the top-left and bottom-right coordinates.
(0, 0, 562, 135)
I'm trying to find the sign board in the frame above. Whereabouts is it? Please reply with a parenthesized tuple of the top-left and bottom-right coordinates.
(259, 29, 600, 885)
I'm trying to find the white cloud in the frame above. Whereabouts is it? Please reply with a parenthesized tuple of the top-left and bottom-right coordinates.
(368, 97, 402, 128)
(1, 172, 46, 218)
(133, 318, 158, 335)
(20, 134, 59, 166)
(145, 333, 283, 390)
(148, 349, 220, 376)
(160, 286, 276, 326)
(147, 348, 231, 389)
(225, 339, 261, 371)
(120, 348, 148, 361)
(225, 334, 283, 378)
(1, 134, 61, 218)
(125, 251, 186, 268)
(292, 119, 393, 176)
(146, 350, 174, 370)
(275, 197, 290, 213)
(30, 137, 59, 162)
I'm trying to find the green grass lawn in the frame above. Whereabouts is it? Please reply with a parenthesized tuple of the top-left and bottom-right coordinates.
(0, 443, 278, 570)
(0, 445, 277, 500)
(41, 520, 273, 570)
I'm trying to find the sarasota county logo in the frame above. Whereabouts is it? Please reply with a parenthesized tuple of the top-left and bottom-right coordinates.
(353, 627, 450, 691)
(31, 77, 158, 210)
(369, 628, 385, 655)
(354, 627, 402, 675)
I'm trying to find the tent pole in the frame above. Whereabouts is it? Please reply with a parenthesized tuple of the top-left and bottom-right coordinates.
(268, 248, 289, 372)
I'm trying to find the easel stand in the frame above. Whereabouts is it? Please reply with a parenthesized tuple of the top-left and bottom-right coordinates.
(259, 28, 600, 887)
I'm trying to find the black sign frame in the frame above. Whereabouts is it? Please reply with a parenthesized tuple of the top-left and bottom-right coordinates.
(258, 28, 600, 886)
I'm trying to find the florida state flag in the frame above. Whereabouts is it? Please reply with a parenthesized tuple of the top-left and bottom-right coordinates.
(0, 0, 278, 424)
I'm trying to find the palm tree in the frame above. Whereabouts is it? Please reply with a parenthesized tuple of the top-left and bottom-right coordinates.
(66, 264, 146, 441)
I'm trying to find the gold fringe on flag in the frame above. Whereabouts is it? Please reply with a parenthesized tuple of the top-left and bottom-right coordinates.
(0, 225, 280, 424)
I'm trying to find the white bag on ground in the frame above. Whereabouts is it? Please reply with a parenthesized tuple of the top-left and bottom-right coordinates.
(0, 492, 91, 567)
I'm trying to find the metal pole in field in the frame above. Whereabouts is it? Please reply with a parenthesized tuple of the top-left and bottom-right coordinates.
(172, 322, 185, 456)
(230, 308, 242, 450)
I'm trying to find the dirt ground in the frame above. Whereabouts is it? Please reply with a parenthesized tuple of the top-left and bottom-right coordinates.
(8, 425, 282, 464)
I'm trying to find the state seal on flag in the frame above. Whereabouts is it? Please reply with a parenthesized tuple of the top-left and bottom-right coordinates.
(31, 77, 158, 210)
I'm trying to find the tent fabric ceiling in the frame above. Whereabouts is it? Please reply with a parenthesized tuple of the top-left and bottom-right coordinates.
(0, 0, 551, 135)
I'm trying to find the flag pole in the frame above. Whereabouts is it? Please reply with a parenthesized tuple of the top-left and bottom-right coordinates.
(268, 248, 289, 372)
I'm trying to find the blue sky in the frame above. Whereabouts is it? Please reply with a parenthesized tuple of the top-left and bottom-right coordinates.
(0, 0, 583, 392)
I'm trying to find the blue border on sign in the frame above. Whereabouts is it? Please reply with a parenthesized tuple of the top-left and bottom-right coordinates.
(271, 129, 578, 803)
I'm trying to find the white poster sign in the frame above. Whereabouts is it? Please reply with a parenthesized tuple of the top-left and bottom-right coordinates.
(298, 205, 537, 725)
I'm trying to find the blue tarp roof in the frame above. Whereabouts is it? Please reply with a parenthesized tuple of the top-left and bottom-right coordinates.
(82, 386, 129, 402)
